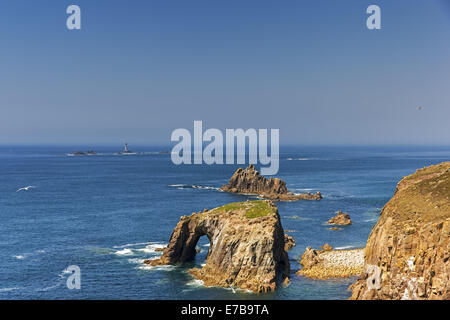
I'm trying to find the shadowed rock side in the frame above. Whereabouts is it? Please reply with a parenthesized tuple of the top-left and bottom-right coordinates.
(350, 162, 450, 300)
(145, 200, 290, 293)
(220, 165, 322, 201)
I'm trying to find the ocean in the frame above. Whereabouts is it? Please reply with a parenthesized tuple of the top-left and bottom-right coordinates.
(0, 145, 449, 299)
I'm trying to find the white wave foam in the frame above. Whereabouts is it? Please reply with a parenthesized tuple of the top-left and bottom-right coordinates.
(138, 264, 176, 271)
(287, 215, 313, 221)
(0, 287, 19, 293)
(13, 249, 45, 260)
(334, 245, 356, 250)
(136, 243, 166, 254)
(169, 184, 219, 191)
(287, 158, 311, 161)
(113, 242, 153, 248)
(128, 258, 146, 264)
(192, 185, 219, 190)
(114, 248, 134, 256)
(186, 279, 204, 287)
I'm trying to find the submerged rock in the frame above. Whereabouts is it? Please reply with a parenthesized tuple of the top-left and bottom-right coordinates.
(350, 162, 450, 300)
(327, 211, 352, 226)
(145, 200, 290, 293)
(220, 165, 322, 201)
(320, 243, 333, 251)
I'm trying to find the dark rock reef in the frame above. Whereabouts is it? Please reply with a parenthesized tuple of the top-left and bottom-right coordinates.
(145, 200, 290, 293)
(72, 149, 96, 156)
(220, 165, 322, 201)
(350, 162, 450, 300)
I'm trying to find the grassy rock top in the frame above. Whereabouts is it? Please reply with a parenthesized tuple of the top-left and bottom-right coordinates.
(211, 200, 275, 219)
(387, 161, 450, 225)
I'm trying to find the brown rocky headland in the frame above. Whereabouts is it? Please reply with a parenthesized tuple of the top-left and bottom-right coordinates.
(220, 164, 322, 201)
(350, 162, 450, 300)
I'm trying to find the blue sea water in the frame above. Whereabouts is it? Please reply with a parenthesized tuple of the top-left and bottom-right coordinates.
(0, 145, 449, 300)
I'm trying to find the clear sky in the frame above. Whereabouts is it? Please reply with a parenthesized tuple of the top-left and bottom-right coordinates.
(1, 0, 450, 145)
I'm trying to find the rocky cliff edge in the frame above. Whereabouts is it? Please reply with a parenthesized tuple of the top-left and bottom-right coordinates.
(350, 162, 450, 300)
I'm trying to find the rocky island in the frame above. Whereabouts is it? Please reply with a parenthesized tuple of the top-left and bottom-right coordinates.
(145, 200, 290, 293)
(71, 149, 96, 156)
(350, 162, 450, 300)
(327, 211, 352, 226)
(220, 165, 322, 201)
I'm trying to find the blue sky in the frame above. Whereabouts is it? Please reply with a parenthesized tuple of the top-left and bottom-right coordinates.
(1, 0, 450, 145)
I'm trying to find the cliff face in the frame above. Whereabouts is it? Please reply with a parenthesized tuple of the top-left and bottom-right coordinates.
(350, 162, 450, 300)
(146, 200, 290, 293)
(220, 165, 322, 201)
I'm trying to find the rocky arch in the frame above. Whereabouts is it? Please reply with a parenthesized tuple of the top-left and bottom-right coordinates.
(146, 201, 290, 293)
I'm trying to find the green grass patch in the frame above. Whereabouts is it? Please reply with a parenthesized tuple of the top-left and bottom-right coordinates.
(244, 201, 273, 219)
(212, 200, 273, 219)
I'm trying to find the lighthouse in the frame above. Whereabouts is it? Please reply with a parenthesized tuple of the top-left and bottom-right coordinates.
(116, 143, 133, 154)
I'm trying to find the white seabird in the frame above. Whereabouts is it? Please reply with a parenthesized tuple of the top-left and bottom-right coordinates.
(16, 186, 36, 192)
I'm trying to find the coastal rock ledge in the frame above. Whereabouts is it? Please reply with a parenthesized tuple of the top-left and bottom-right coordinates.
(220, 165, 322, 201)
(350, 162, 450, 300)
(297, 245, 364, 279)
(145, 200, 290, 293)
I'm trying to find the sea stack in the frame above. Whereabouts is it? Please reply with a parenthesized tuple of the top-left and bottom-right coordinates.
(327, 211, 352, 225)
(350, 162, 450, 300)
(145, 200, 290, 293)
(220, 165, 322, 201)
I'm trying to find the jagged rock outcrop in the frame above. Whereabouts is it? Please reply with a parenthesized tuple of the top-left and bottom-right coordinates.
(350, 162, 450, 300)
(297, 244, 364, 279)
(220, 165, 322, 201)
(328, 211, 352, 226)
(284, 234, 296, 251)
(145, 200, 290, 293)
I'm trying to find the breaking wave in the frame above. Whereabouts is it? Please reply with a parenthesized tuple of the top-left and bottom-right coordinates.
(169, 184, 219, 190)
